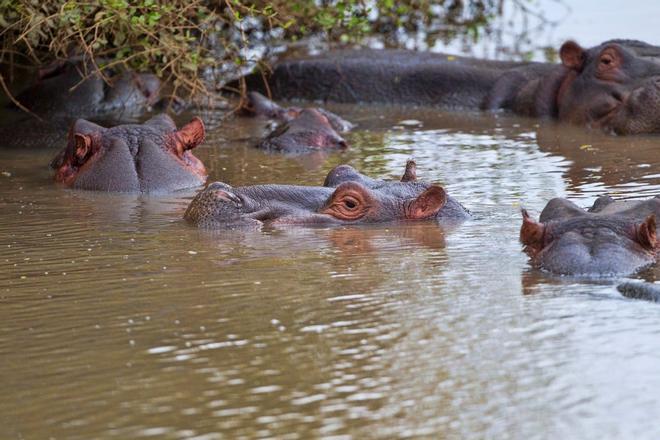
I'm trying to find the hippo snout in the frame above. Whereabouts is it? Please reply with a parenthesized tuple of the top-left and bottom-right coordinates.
(184, 183, 259, 229)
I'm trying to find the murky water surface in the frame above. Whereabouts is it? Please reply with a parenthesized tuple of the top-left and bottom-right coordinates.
(2, 104, 660, 439)
(4, 2, 660, 436)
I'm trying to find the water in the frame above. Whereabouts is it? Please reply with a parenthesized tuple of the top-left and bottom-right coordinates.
(2, 103, 660, 439)
(4, 2, 660, 437)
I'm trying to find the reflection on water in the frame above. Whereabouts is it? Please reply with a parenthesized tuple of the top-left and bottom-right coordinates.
(3, 103, 660, 439)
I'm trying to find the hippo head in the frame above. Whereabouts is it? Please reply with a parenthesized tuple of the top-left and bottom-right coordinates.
(51, 114, 207, 193)
(257, 108, 349, 152)
(16, 61, 161, 117)
(245, 91, 354, 131)
(184, 163, 455, 229)
(557, 40, 660, 134)
(242, 91, 353, 152)
(520, 201, 658, 276)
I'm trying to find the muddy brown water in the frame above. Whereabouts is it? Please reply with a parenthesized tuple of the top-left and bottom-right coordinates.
(2, 103, 660, 439)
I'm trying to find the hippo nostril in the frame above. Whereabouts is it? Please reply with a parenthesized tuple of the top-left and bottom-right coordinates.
(611, 90, 626, 103)
(212, 189, 242, 205)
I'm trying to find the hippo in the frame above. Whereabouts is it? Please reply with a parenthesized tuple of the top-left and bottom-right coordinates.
(11, 60, 162, 118)
(50, 114, 207, 193)
(184, 160, 469, 228)
(520, 195, 660, 276)
(245, 40, 660, 135)
(241, 91, 352, 152)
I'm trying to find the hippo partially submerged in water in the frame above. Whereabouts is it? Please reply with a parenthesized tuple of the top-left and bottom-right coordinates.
(520, 196, 660, 276)
(185, 160, 469, 228)
(247, 39, 660, 135)
(242, 92, 352, 152)
(50, 114, 206, 193)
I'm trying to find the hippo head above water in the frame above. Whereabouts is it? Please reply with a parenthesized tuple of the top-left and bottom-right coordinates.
(520, 196, 660, 276)
(184, 160, 469, 228)
(556, 40, 660, 134)
(243, 92, 352, 152)
(51, 114, 207, 193)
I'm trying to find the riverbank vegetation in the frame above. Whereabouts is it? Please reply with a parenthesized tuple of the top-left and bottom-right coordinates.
(0, 1, 536, 101)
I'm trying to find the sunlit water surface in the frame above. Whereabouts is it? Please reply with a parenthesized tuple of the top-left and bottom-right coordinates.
(2, 103, 660, 439)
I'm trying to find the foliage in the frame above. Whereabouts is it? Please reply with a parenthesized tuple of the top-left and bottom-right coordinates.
(0, 0, 502, 100)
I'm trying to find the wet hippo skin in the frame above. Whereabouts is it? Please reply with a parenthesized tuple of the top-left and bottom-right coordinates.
(184, 160, 469, 229)
(520, 195, 660, 276)
(50, 114, 207, 193)
(247, 40, 660, 135)
(242, 92, 352, 152)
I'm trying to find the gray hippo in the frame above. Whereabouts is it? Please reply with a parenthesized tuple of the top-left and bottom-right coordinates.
(245, 40, 660, 135)
(50, 114, 206, 193)
(184, 160, 469, 228)
(520, 196, 660, 275)
(242, 91, 352, 152)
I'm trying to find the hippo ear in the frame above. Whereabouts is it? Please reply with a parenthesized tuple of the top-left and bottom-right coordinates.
(636, 215, 657, 250)
(401, 159, 417, 182)
(520, 209, 546, 250)
(173, 117, 205, 154)
(73, 133, 93, 161)
(560, 41, 585, 71)
(406, 186, 446, 219)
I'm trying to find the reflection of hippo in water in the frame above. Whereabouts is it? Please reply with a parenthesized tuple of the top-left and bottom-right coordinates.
(50, 114, 207, 193)
(521, 196, 660, 276)
(242, 92, 352, 152)
(184, 160, 469, 229)
(247, 40, 660, 135)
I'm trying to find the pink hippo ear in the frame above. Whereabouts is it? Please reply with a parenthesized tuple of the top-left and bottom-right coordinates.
(636, 215, 657, 250)
(400, 159, 417, 182)
(66, 119, 104, 165)
(560, 41, 586, 71)
(173, 117, 205, 155)
(73, 133, 93, 162)
(406, 186, 446, 219)
(520, 209, 546, 250)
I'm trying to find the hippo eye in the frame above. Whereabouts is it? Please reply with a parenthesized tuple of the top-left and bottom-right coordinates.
(597, 48, 620, 74)
(320, 184, 372, 221)
(343, 197, 358, 210)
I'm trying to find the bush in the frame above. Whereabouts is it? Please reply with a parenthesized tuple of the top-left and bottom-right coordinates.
(0, 0, 501, 101)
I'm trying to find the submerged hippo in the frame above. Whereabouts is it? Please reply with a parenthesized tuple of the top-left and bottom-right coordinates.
(50, 114, 207, 193)
(247, 39, 660, 135)
(184, 160, 469, 228)
(520, 196, 660, 275)
(242, 92, 352, 152)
